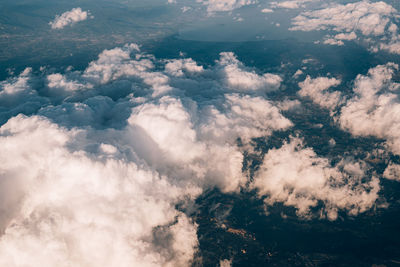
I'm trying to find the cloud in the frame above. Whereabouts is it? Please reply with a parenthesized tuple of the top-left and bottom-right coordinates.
(217, 52, 282, 92)
(127, 92, 292, 193)
(1, 40, 396, 265)
(82, 43, 173, 97)
(338, 63, 400, 154)
(0, 68, 49, 125)
(383, 163, 400, 181)
(298, 75, 342, 110)
(47, 73, 91, 92)
(261, 8, 273, 13)
(290, 1, 400, 53)
(220, 258, 233, 267)
(165, 58, 204, 77)
(251, 137, 380, 220)
(0, 43, 297, 265)
(49, 8, 92, 30)
(197, 0, 257, 13)
(270, 0, 316, 9)
(0, 115, 198, 267)
(199, 94, 292, 143)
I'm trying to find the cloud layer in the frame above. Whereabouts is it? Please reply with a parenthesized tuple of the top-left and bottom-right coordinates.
(0, 43, 296, 265)
(290, 1, 400, 53)
(1, 36, 398, 264)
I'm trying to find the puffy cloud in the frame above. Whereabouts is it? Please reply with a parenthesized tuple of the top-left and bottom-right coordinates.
(383, 163, 400, 181)
(0, 68, 49, 124)
(83, 43, 144, 84)
(0, 68, 32, 96)
(321, 32, 358, 46)
(261, 8, 273, 13)
(217, 52, 282, 92)
(251, 137, 380, 220)
(0, 115, 198, 267)
(127, 93, 292, 193)
(270, 0, 316, 9)
(338, 63, 400, 154)
(0, 42, 299, 265)
(49, 8, 91, 30)
(164, 58, 204, 77)
(82, 44, 173, 97)
(290, 1, 400, 53)
(298, 75, 342, 110)
(47, 73, 91, 92)
(197, 0, 256, 13)
(335, 32, 357, 41)
(199, 94, 292, 143)
(331, 63, 400, 181)
(220, 258, 233, 267)
(290, 1, 396, 35)
(2, 39, 394, 265)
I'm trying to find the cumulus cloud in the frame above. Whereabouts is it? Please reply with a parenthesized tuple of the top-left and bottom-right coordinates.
(127, 92, 292, 192)
(47, 73, 91, 92)
(290, 1, 400, 53)
(0, 115, 198, 267)
(0, 68, 49, 124)
(197, 0, 257, 13)
(261, 8, 273, 13)
(165, 58, 204, 77)
(270, 0, 316, 9)
(251, 137, 380, 220)
(1, 39, 394, 265)
(325, 62, 400, 181)
(217, 52, 282, 92)
(0, 43, 298, 265)
(220, 258, 233, 267)
(383, 163, 400, 181)
(199, 94, 292, 143)
(49, 8, 91, 30)
(338, 63, 400, 154)
(298, 75, 342, 110)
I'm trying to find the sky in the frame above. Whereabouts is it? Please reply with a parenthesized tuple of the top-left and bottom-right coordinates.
(1, 0, 400, 266)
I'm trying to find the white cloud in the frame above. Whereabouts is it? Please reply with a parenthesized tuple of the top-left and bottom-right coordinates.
(47, 73, 91, 92)
(261, 8, 273, 13)
(127, 92, 292, 193)
(197, 0, 257, 13)
(49, 8, 91, 30)
(322, 38, 344, 46)
(338, 63, 400, 154)
(298, 75, 342, 110)
(220, 258, 233, 267)
(383, 163, 400, 181)
(251, 137, 380, 220)
(0, 68, 31, 96)
(335, 32, 357, 41)
(199, 94, 292, 143)
(165, 58, 204, 77)
(290, 1, 400, 54)
(330, 63, 400, 181)
(1, 41, 394, 265)
(217, 52, 282, 92)
(0, 68, 48, 124)
(0, 43, 298, 265)
(0, 115, 198, 267)
(270, 0, 316, 9)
